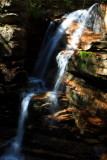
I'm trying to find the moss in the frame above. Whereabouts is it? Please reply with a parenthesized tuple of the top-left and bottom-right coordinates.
(79, 51, 93, 59)
(77, 50, 96, 73)
(33, 103, 40, 110)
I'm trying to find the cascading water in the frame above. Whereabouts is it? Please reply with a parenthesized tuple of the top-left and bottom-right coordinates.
(0, 78, 46, 160)
(33, 21, 56, 78)
(33, 9, 91, 79)
(0, 93, 34, 160)
(0, 3, 103, 160)
(71, 3, 100, 49)
(49, 3, 102, 104)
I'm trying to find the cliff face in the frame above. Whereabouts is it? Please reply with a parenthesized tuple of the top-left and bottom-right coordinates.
(61, 5, 107, 134)
(0, 0, 28, 98)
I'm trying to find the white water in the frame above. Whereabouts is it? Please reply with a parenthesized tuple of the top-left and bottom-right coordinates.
(11, 93, 34, 153)
(49, 3, 101, 104)
(35, 7, 97, 105)
(0, 78, 46, 160)
(1, 93, 34, 160)
(71, 3, 100, 49)
(33, 9, 90, 79)
(48, 51, 74, 106)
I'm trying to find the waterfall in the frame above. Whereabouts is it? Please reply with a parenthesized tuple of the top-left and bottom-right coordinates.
(1, 93, 34, 160)
(0, 78, 46, 160)
(0, 3, 102, 160)
(49, 3, 101, 104)
(33, 9, 91, 79)
(33, 21, 56, 78)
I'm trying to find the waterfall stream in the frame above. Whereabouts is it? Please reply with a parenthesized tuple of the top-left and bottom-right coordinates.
(0, 3, 102, 160)
(1, 93, 34, 160)
(0, 78, 46, 160)
(49, 3, 101, 104)
(33, 21, 56, 78)
(33, 9, 92, 79)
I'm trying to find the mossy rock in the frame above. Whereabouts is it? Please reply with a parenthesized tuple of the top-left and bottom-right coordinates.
(67, 50, 107, 81)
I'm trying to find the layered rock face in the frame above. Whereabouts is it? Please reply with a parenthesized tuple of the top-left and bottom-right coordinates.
(0, 0, 28, 97)
(61, 5, 107, 134)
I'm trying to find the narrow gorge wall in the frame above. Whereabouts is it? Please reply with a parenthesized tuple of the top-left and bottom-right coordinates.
(0, 0, 28, 100)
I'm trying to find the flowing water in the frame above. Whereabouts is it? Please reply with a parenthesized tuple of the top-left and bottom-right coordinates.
(33, 9, 92, 79)
(0, 93, 34, 160)
(0, 78, 46, 160)
(0, 3, 102, 160)
(49, 3, 101, 104)
(33, 21, 56, 78)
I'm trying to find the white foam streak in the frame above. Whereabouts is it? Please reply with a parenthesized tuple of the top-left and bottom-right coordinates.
(71, 3, 99, 49)
(1, 77, 46, 160)
(4, 93, 35, 159)
(48, 91, 58, 106)
(60, 9, 87, 32)
(21, 93, 34, 113)
(54, 51, 74, 92)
